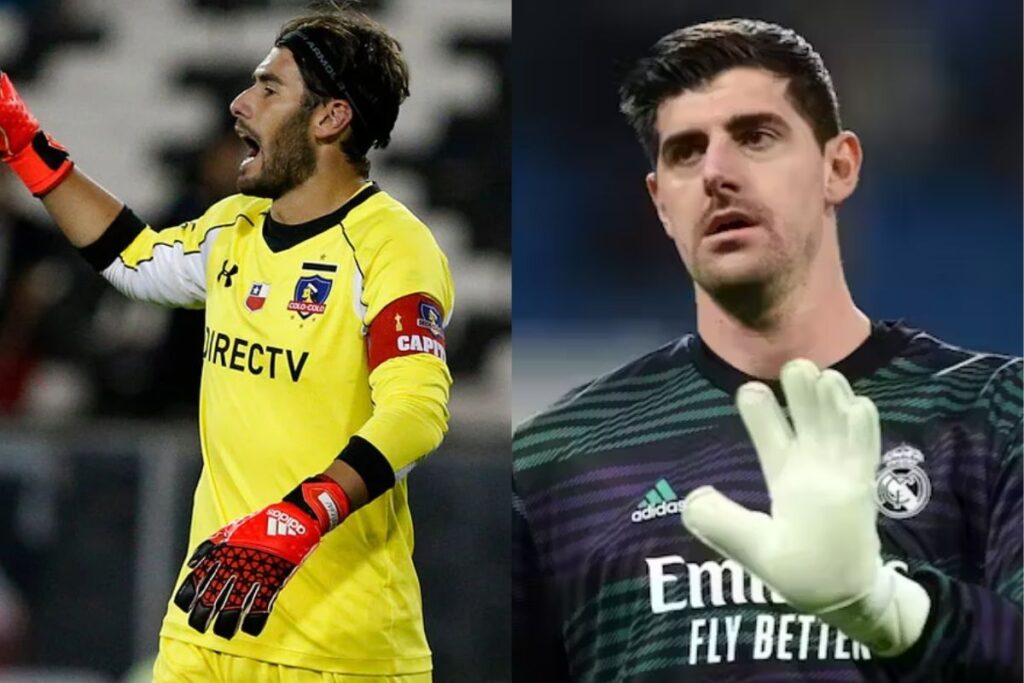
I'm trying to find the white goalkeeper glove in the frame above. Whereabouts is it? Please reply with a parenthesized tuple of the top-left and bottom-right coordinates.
(681, 359, 931, 656)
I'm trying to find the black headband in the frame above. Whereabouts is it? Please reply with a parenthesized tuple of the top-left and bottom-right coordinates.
(277, 28, 371, 137)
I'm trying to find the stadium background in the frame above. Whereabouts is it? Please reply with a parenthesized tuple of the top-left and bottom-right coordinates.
(0, 0, 509, 681)
(513, 0, 1022, 424)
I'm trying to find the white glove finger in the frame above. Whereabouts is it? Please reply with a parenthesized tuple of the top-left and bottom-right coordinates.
(846, 395, 882, 481)
(780, 359, 822, 443)
(817, 369, 854, 448)
(682, 485, 773, 575)
(736, 382, 793, 485)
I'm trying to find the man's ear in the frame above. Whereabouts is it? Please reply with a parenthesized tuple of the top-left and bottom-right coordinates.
(646, 171, 673, 237)
(823, 130, 862, 207)
(312, 99, 354, 142)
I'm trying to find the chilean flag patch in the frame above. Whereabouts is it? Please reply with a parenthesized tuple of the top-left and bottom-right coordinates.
(245, 282, 271, 312)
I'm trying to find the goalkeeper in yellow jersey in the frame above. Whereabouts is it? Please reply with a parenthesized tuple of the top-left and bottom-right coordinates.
(0, 5, 454, 683)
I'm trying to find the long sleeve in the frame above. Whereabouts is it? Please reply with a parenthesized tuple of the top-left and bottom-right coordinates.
(354, 352, 451, 478)
(876, 368, 1023, 682)
(512, 480, 572, 682)
(79, 195, 267, 308)
(336, 193, 455, 497)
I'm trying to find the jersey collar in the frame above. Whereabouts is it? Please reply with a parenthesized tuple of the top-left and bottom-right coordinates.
(262, 182, 380, 253)
(691, 320, 916, 402)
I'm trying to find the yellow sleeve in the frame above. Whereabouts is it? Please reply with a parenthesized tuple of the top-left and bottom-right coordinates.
(355, 209, 454, 326)
(347, 207, 455, 475)
(355, 354, 452, 475)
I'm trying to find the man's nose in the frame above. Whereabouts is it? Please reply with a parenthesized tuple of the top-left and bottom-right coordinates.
(229, 88, 251, 119)
(701, 138, 742, 197)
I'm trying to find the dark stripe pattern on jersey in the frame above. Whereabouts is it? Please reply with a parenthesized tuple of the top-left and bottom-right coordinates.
(512, 322, 1022, 682)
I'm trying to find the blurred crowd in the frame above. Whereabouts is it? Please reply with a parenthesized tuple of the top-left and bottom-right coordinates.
(0, 0, 248, 422)
(0, 127, 243, 421)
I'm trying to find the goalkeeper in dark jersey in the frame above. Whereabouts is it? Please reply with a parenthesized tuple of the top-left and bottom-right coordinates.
(513, 19, 1021, 683)
(0, 5, 453, 683)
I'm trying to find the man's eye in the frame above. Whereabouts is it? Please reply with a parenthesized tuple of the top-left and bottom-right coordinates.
(263, 87, 275, 96)
(741, 129, 775, 149)
(665, 145, 701, 165)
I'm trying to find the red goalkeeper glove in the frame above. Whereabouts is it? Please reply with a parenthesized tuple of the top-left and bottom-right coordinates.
(0, 72, 74, 196)
(173, 475, 351, 639)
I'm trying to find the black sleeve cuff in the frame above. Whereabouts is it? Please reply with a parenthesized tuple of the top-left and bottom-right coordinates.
(78, 205, 147, 271)
(337, 436, 396, 502)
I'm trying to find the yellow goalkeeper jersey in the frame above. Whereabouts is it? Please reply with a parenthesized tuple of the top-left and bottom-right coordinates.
(98, 183, 453, 675)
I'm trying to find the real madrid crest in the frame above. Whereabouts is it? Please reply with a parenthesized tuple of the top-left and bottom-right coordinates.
(874, 443, 931, 519)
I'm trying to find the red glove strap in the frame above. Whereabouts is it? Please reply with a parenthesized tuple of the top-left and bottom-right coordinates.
(301, 475, 352, 533)
(6, 131, 74, 196)
(285, 474, 352, 535)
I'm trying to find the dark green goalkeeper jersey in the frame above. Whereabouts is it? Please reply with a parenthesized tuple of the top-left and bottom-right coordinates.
(512, 322, 1022, 682)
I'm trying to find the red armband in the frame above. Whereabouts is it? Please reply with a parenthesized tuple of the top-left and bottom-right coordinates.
(366, 293, 447, 371)
(6, 132, 74, 196)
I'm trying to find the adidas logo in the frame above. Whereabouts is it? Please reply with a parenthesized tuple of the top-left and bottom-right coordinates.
(266, 508, 306, 536)
(631, 478, 682, 523)
(267, 518, 300, 536)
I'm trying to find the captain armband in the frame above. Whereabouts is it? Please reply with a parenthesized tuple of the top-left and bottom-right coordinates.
(366, 293, 447, 371)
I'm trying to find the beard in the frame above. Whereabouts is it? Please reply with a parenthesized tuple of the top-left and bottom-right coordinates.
(690, 229, 787, 290)
(686, 221, 823, 327)
(237, 106, 317, 199)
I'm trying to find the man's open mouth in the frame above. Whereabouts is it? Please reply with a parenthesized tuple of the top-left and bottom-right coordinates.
(236, 126, 262, 164)
(707, 212, 758, 235)
(242, 136, 261, 159)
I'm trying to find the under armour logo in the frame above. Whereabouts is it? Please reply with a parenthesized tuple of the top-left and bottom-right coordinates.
(217, 260, 239, 287)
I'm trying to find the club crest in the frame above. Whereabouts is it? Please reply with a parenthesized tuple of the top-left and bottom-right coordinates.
(874, 444, 931, 519)
(288, 274, 333, 319)
(417, 300, 445, 337)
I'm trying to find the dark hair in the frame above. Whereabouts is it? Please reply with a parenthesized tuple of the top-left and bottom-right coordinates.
(276, 2, 410, 176)
(619, 19, 841, 166)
